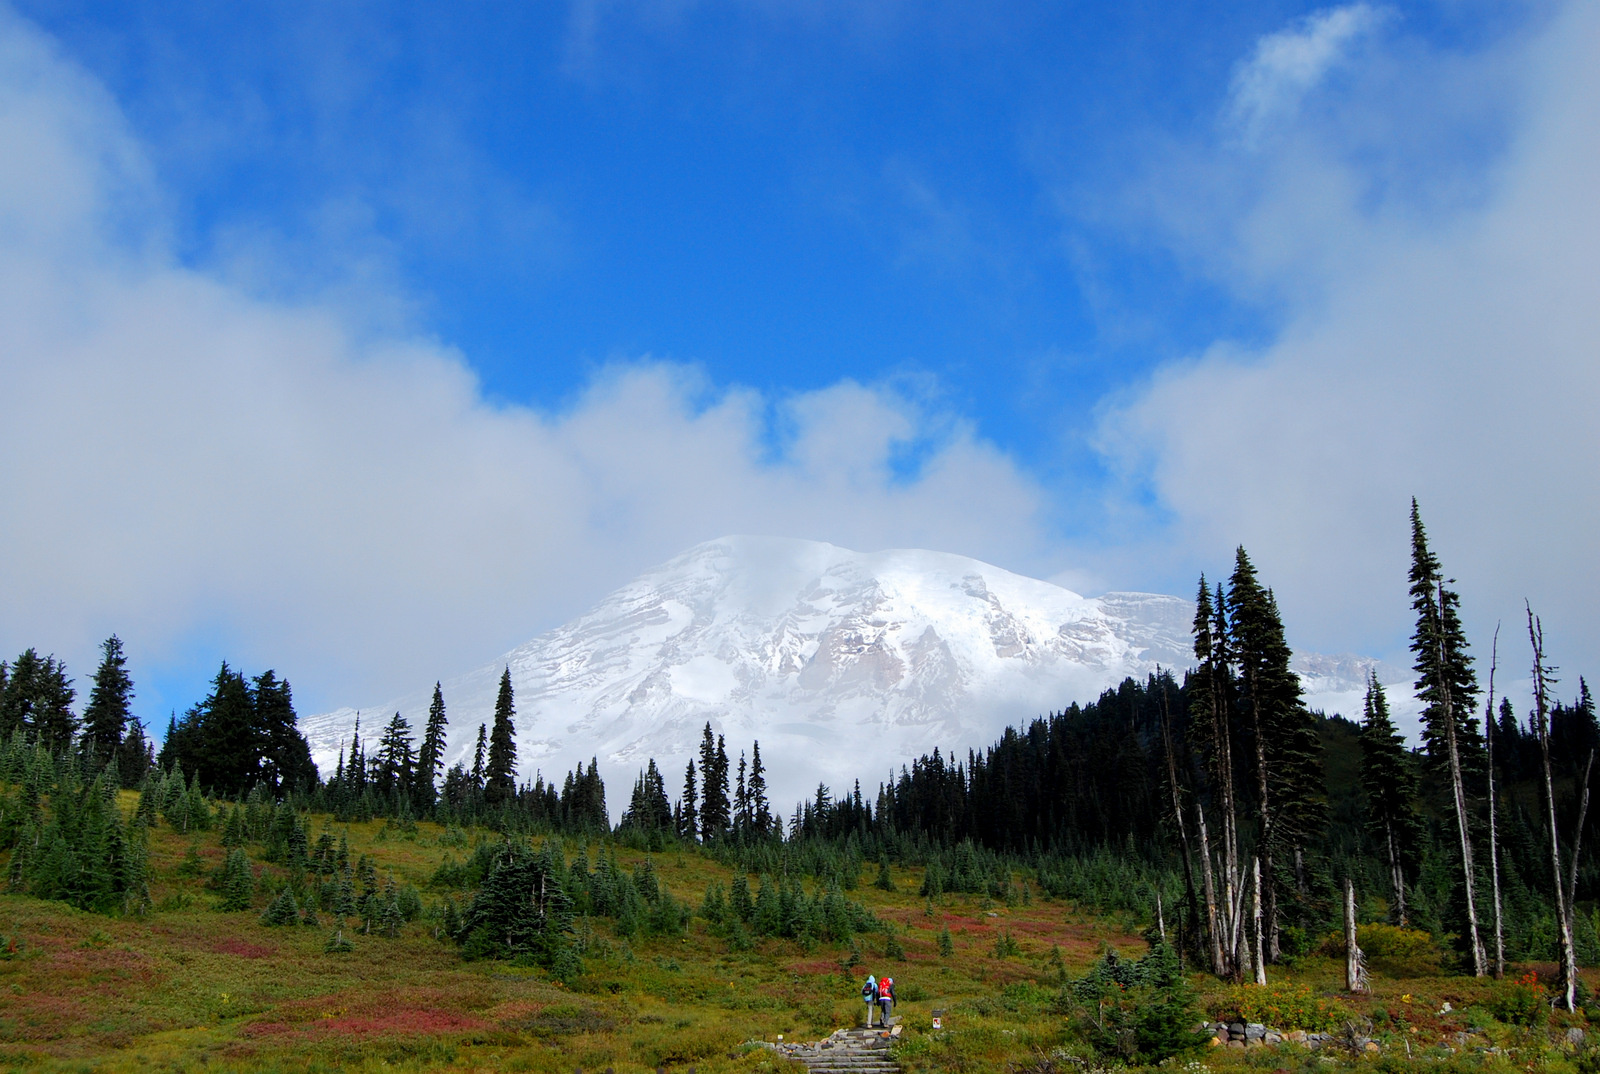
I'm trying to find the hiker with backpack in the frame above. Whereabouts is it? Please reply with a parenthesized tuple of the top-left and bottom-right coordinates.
(861, 974, 878, 1026)
(876, 974, 895, 1027)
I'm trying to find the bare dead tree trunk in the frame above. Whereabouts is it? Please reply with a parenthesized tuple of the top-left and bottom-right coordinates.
(1528, 606, 1578, 1011)
(1439, 582, 1485, 976)
(1485, 626, 1505, 979)
(1345, 878, 1368, 992)
(1155, 889, 1167, 945)
(1248, 696, 1280, 962)
(1384, 820, 1407, 926)
(1195, 800, 1225, 976)
(1208, 649, 1245, 982)
(1158, 677, 1199, 952)
(1251, 857, 1267, 985)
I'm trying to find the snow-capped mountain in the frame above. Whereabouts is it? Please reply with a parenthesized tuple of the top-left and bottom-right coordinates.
(299, 536, 1413, 815)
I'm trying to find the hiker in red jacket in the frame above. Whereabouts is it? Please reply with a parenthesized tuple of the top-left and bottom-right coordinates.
(877, 974, 895, 1027)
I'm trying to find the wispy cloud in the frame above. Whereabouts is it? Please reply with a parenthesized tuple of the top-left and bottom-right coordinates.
(1094, 0, 1600, 671)
(1227, 4, 1390, 145)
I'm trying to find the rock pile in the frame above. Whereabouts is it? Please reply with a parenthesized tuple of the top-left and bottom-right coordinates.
(1203, 1022, 1380, 1053)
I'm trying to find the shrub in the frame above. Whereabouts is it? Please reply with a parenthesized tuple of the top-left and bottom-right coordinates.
(1488, 972, 1548, 1027)
(1211, 982, 1349, 1031)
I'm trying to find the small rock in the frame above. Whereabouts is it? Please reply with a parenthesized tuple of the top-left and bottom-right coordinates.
(1229, 1022, 1246, 1038)
(1365, 1042, 1380, 1054)
(1245, 1023, 1267, 1041)
(1568, 1028, 1587, 1047)
(1287, 1030, 1308, 1044)
(1265, 1031, 1283, 1045)
(1227, 1041, 1246, 1050)
(1208, 1037, 1223, 1048)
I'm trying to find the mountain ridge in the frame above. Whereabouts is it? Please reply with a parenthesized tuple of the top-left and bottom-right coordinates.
(300, 535, 1415, 813)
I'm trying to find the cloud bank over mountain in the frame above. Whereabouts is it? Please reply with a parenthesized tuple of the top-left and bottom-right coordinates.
(0, 9, 1055, 714)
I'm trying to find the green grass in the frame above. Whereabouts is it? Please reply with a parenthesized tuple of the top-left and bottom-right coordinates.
(1, 795, 1595, 1072)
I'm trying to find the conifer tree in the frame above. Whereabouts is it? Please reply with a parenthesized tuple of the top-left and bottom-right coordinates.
(734, 751, 749, 833)
(261, 886, 300, 926)
(1409, 500, 1485, 974)
(1190, 576, 1239, 977)
(698, 725, 731, 839)
(471, 724, 487, 790)
(679, 759, 699, 840)
(254, 671, 317, 793)
(171, 663, 258, 796)
(81, 636, 133, 763)
(375, 711, 416, 802)
(749, 741, 770, 835)
(1226, 548, 1323, 962)
(415, 683, 449, 813)
(217, 848, 255, 911)
(1, 650, 78, 748)
(1359, 674, 1421, 924)
(118, 717, 153, 788)
(622, 759, 672, 832)
(485, 669, 518, 805)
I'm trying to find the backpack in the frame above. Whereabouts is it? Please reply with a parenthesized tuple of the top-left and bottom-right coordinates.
(878, 977, 893, 1000)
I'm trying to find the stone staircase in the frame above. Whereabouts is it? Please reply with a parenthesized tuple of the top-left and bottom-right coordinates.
(773, 1025, 901, 1074)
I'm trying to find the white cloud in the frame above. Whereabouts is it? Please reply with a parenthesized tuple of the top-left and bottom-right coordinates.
(1227, 4, 1389, 145)
(1097, 0, 1600, 681)
(0, 8, 1050, 714)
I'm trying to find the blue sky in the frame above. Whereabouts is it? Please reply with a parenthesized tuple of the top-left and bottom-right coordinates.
(23, 0, 1287, 454)
(1, 0, 1595, 728)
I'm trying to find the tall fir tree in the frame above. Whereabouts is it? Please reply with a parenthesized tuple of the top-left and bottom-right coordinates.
(484, 668, 517, 805)
(698, 724, 731, 840)
(1359, 674, 1422, 925)
(375, 712, 416, 802)
(1227, 547, 1324, 963)
(184, 662, 259, 796)
(1409, 500, 1483, 773)
(81, 636, 133, 763)
(2, 649, 78, 748)
(734, 751, 750, 832)
(471, 724, 488, 790)
(415, 683, 449, 812)
(749, 741, 770, 835)
(118, 717, 154, 788)
(1409, 499, 1486, 975)
(254, 671, 317, 793)
(679, 759, 698, 841)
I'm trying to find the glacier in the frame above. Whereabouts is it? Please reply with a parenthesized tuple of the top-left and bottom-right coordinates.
(299, 535, 1417, 817)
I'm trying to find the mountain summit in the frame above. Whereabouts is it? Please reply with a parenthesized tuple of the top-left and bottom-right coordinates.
(300, 536, 1393, 812)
